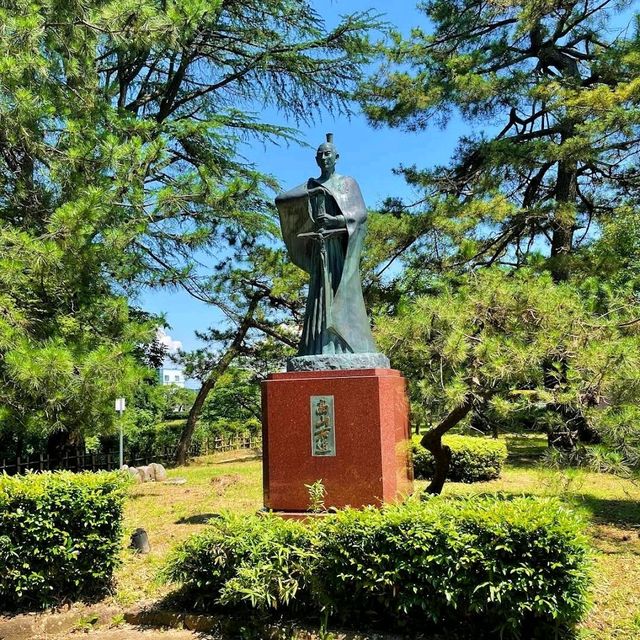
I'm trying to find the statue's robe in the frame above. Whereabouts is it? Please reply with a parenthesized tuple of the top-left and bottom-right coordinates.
(276, 174, 377, 356)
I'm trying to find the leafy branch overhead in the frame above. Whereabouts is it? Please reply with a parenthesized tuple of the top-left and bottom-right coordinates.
(360, 0, 640, 282)
(0, 0, 380, 450)
(174, 245, 303, 465)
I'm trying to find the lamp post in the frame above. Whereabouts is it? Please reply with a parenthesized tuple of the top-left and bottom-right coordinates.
(115, 398, 126, 468)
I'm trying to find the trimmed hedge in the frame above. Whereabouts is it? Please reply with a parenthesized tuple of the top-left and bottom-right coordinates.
(0, 471, 129, 610)
(165, 496, 591, 638)
(412, 434, 508, 482)
(164, 513, 314, 611)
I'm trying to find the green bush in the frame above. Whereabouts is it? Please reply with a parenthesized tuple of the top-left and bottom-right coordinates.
(165, 496, 591, 637)
(314, 497, 591, 636)
(125, 418, 260, 460)
(412, 434, 508, 482)
(0, 471, 129, 610)
(164, 512, 314, 611)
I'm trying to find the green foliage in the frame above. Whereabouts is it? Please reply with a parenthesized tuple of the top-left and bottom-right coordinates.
(163, 513, 314, 611)
(315, 497, 591, 636)
(125, 418, 187, 459)
(360, 0, 640, 283)
(125, 416, 260, 459)
(376, 268, 640, 472)
(165, 497, 591, 637)
(359, 1, 640, 478)
(0, 471, 129, 610)
(412, 435, 507, 482)
(201, 368, 261, 426)
(161, 386, 198, 420)
(305, 479, 327, 513)
(0, 0, 378, 451)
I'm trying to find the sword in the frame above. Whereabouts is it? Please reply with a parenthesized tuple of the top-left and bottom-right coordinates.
(297, 228, 346, 327)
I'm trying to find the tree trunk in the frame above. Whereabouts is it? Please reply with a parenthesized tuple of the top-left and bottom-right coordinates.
(421, 430, 452, 495)
(174, 294, 262, 466)
(550, 132, 577, 283)
(420, 396, 475, 495)
(175, 377, 217, 466)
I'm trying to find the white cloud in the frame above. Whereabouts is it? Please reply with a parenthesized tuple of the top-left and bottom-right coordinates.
(156, 328, 183, 353)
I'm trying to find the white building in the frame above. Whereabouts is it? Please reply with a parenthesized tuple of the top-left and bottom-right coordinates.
(158, 367, 186, 388)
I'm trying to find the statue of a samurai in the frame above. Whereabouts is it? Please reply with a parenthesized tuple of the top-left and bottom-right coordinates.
(275, 134, 378, 357)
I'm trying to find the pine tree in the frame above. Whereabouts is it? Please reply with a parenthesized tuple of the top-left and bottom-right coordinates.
(358, 1, 640, 485)
(0, 0, 380, 453)
(361, 0, 640, 283)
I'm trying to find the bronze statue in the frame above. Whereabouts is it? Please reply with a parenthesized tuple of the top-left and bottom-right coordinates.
(276, 134, 380, 361)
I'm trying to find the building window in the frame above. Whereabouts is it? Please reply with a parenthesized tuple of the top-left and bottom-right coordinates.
(164, 375, 169, 382)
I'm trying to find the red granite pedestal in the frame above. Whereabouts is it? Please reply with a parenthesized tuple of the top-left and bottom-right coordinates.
(261, 368, 413, 512)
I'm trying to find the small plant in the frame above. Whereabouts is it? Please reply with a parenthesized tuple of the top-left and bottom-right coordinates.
(305, 479, 326, 513)
(74, 613, 99, 632)
(110, 613, 125, 627)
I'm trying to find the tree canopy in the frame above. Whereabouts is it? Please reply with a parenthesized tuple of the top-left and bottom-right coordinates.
(361, 0, 640, 284)
(358, 0, 640, 487)
(0, 0, 380, 453)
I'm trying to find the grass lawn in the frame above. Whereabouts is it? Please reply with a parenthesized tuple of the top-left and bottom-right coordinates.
(111, 437, 640, 640)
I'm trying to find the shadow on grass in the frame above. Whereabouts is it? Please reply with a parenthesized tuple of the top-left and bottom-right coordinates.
(175, 513, 221, 525)
(572, 495, 640, 528)
(505, 456, 544, 470)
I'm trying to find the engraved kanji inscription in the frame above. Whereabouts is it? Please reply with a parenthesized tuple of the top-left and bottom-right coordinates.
(310, 395, 336, 456)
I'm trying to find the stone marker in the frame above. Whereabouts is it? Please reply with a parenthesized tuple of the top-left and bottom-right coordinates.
(130, 528, 150, 553)
(138, 465, 153, 482)
(127, 467, 142, 484)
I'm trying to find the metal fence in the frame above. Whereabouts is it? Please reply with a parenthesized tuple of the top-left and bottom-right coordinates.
(0, 433, 261, 475)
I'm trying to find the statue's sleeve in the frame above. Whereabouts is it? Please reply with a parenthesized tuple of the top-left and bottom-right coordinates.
(275, 183, 315, 273)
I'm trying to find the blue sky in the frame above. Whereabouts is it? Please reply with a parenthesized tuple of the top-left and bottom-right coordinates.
(138, 1, 463, 356)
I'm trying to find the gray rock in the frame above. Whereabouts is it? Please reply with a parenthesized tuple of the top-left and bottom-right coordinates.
(286, 352, 390, 372)
(149, 462, 167, 482)
(130, 528, 150, 553)
(138, 465, 153, 482)
(127, 467, 142, 484)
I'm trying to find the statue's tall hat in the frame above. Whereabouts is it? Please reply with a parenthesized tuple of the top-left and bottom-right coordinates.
(317, 132, 337, 154)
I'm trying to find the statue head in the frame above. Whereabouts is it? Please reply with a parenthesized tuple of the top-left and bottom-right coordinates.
(316, 133, 338, 177)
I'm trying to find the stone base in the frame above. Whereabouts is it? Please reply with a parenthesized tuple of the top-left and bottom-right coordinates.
(286, 352, 390, 372)
(261, 368, 413, 511)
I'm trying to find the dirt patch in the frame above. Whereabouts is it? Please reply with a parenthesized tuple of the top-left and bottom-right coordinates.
(591, 524, 640, 555)
(209, 474, 242, 495)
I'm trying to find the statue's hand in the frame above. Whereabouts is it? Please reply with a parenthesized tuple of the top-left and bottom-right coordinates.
(315, 212, 328, 231)
(317, 213, 346, 231)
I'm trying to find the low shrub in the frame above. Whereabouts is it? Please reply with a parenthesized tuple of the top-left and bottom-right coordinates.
(0, 471, 129, 610)
(126, 418, 260, 460)
(412, 434, 508, 482)
(164, 513, 314, 611)
(315, 496, 591, 637)
(165, 496, 591, 637)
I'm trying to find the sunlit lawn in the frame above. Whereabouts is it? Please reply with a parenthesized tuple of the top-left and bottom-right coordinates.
(113, 437, 640, 640)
